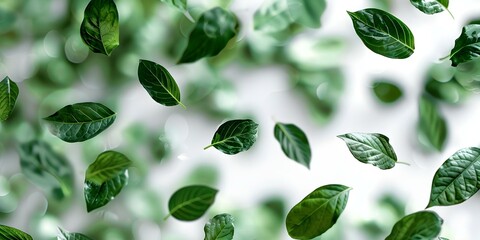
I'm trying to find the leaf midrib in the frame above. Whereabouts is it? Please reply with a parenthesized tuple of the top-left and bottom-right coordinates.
(344, 136, 395, 163)
(169, 193, 214, 218)
(142, 61, 182, 106)
(277, 124, 305, 160)
(87, 163, 129, 181)
(45, 113, 115, 124)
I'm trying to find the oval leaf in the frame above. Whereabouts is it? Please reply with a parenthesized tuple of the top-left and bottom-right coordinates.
(84, 169, 128, 212)
(58, 228, 93, 240)
(178, 7, 238, 64)
(18, 140, 74, 200)
(372, 80, 403, 104)
(274, 122, 312, 169)
(286, 184, 351, 239)
(337, 133, 397, 170)
(427, 147, 480, 208)
(43, 102, 116, 142)
(80, 0, 119, 55)
(0, 76, 19, 121)
(204, 213, 234, 240)
(449, 24, 480, 67)
(138, 59, 184, 107)
(347, 8, 415, 59)
(204, 119, 259, 155)
(385, 210, 443, 240)
(410, 0, 449, 15)
(86, 151, 131, 185)
(167, 185, 218, 221)
(417, 95, 447, 151)
(0, 225, 33, 240)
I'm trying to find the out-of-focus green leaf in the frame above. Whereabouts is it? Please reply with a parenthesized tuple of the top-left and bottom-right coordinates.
(449, 24, 480, 67)
(385, 211, 443, 239)
(0, 76, 19, 121)
(0, 8, 16, 33)
(425, 77, 468, 104)
(274, 122, 311, 168)
(417, 95, 447, 151)
(286, 37, 346, 69)
(166, 185, 218, 221)
(160, 0, 187, 11)
(58, 227, 93, 240)
(0, 224, 33, 240)
(372, 80, 403, 104)
(204, 213, 234, 240)
(205, 119, 259, 155)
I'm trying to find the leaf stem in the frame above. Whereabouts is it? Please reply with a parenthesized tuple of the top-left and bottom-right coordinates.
(178, 101, 187, 109)
(439, 54, 450, 61)
(163, 213, 171, 221)
(444, 7, 454, 20)
(204, 144, 214, 150)
(396, 161, 411, 166)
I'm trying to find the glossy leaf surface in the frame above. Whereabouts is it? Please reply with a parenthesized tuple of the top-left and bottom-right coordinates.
(449, 24, 480, 67)
(84, 169, 128, 212)
(385, 211, 443, 240)
(204, 213, 234, 240)
(347, 8, 415, 59)
(43, 102, 116, 142)
(274, 122, 311, 168)
(410, 0, 449, 15)
(418, 95, 447, 151)
(167, 185, 218, 221)
(57, 228, 93, 240)
(0, 76, 19, 121)
(0, 225, 33, 240)
(86, 150, 131, 185)
(160, 0, 187, 11)
(205, 119, 258, 155)
(286, 184, 351, 239)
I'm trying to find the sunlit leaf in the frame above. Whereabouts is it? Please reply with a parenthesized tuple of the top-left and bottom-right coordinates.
(0, 224, 33, 240)
(204, 213, 234, 240)
(86, 151, 131, 185)
(372, 80, 403, 104)
(286, 184, 351, 239)
(385, 211, 443, 239)
(410, 0, 450, 15)
(449, 24, 480, 67)
(166, 185, 218, 221)
(204, 119, 258, 155)
(274, 122, 311, 168)
(347, 8, 415, 59)
(0, 76, 19, 121)
(417, 95, 447, 151)
(84, 169, 128, 212)
(427, 147, 480, 208)
(57, 227, 93, 240)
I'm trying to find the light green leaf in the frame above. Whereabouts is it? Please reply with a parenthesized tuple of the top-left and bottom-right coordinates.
(410, 0, 450, 15)
(204, 119, 259, 155)
(18, 140, 74, 200)
(160, 0, 187, 11)
(138, 59, 185, 108)
(385, 211, 443, 240)
(347, 8, 415, 59)
(427, 147, 480, 208)
(449, 24, 480, 67)
(80, 0, 119, 56)
(0, 224, 33, 240)
(84, 169, 128, 212)
(57, 227, 93, 240)
(337, 133, 398, 170)
(178, 7, 238, 64)
(204, 213, 234, 240)
(288, 0, 326, 28)
(274, 122, 311, 169)
(372, 80, 403, 104)
(286, 184, 351, 239)
(417, 95, 447, 151)
(86, 151, 131, 185)
(43, 102, 116, 143)
(0, 76, 19, 121)
(166, 185, 218, 221)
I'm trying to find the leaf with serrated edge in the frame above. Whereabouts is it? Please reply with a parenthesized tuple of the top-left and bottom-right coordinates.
(449, 24, 480, 67)
(427, 147, 480, 208)
(286, 184, 351, 239)
(57, 227, 93, 240)
(43, 102, 116, 142)
(166, 185, 218, 221)
(204, 119, 259, 155)
(86, 151, 131, 185)
(0, 224, 33, 240)
(274, 122, 312, 168)
(385, 211, 443, 240)
(0, 76, 19, 121)
(204, 213, 234, 240)
(347, 8, 415, 59)
(338, 133, 397, 169)
(417, 95, 447, 151)
(84, 169, 128, 212)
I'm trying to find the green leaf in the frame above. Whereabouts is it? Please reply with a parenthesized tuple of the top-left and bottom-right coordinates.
(0, 76, 19, 121)
(385, 211, 443, 240)
(286, 184, 351, 239)
(204, 119, 259, 155)
(372, 80, 403, 104)
(417, 95, 447, 151)
(410, 0, 449, 15)
(57, 227, 93, 240)
(449, 24, 480, 67)
(43, 102, 116, 143)
(18, 140, 74, 200)
(0, 224, 33, 240)
(204, 213, 234, 240)
(178, 7, 238, 64)
(427, 147, 480, 208)
(337, 133, 398, 170)
(347, 8, 415, 59)
(274, 122, 311, 169)
(86, 151, 131, 185)
(288, 0, 326, 28)
(166, 185, 218, 221)
(80, 0, 119, 56)
(138, 59, 185, 108)
(84, 169, 128, 212)
(160, 0, 187, 11)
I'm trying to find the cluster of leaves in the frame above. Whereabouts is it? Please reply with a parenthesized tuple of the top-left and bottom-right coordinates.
(1, 0, 480, 239)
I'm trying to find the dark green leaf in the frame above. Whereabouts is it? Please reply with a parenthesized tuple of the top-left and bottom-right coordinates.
(417, 95, 447, 151)
(167, 185, 218, 221)
(347, 8, 415, 59)
(86, 151, 131, 185)
(84, 169, 128, 212)
(385, 211, 443, 240)
(18, 140, 74, 200)
(449, 24, 480, 67)
(57, 227, 93, 240)
(427, 147, 480, 208)
(138, 59, 185, 107)
(0, 225, 33, 240)
(204, 213, 234, 240)
(178, 7, 238, 63)
(204, 119, 259, 155)
(286, 184, 351, 239)
(274, 122, 311, 168)
(160, 0, 187, 11)
(337, 133, 397, 170)
(372, 80, 403, 104)
(0, 76, 19, 121)
(410, 0, 449, 15)
(43, 102, 116, 143)
(80, 0, 119, 55)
